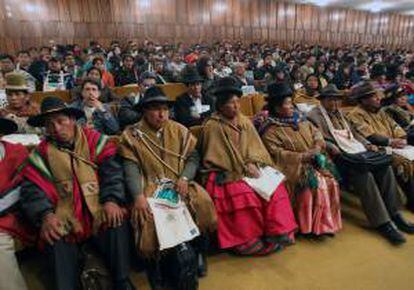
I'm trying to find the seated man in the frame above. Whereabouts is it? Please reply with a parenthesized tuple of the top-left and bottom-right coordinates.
(70, 67, 116, 103)
(174, 65, 214, 127)
(198, 77, 297, 255)
(260, 82, 342, 237)
(70, 78, 120, 135)
(118, 71, 157, 129)
(0, 118, 34, 290)
(115, 54, 139, 86)
(21, 97, 134, 290)
(0, 72, 39, 133)
(308, 84, 414, 244)
(42, 57, 75, 91)
(347, 81, 414, 212)
(119, 87, 216, 288)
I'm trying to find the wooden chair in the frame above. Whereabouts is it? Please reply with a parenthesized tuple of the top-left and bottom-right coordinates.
(111, 85, 140, 99)
(31, 90, 71, 104)
(239, 96, 254, 117)
(251, 94, 266, 114)
(157, 83, 188, 101)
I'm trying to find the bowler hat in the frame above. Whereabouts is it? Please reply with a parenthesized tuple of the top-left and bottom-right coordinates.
(213, 77, 243, 97)
(5, 72, 29, 91)
(318, 84, 344, 99)
(137, 87, 174, 110)
(350, 81, 377, 100)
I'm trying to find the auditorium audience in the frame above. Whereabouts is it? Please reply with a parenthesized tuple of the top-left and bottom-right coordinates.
(3, 39, 414, 289)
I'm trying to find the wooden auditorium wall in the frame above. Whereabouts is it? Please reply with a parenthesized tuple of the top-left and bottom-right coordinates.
(1, 0, 414, 53)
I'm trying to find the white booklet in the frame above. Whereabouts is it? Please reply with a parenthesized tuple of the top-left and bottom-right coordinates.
(243, 166, 286, 201)
(393, 145, 414, 161)
(148, 197, 200, 251)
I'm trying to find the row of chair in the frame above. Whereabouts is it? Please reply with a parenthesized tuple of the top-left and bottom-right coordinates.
(30, 84, 266, 117)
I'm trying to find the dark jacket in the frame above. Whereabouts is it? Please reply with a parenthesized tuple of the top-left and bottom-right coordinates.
(173, 93, 215, 127)
(70, 100, 120, 135)
(114, 68, 139, 86)
(118, 96, 142, 129)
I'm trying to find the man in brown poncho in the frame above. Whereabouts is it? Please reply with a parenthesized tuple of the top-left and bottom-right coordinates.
(347, 81, 414, 213)
(119, 87, 216, 289)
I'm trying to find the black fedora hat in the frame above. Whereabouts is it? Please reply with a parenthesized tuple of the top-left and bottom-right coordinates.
(137, 87, 174, 110)
(213, 76, 243, 97)
(0, 118, 18, 135)
(181, 65, 204, 84)
(350, 81, 377, 101)
(27, 96, 85, 127)
(319, 84, 344, 99)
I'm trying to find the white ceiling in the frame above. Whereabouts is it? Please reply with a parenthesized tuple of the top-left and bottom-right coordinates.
(291, 1, 414, 15)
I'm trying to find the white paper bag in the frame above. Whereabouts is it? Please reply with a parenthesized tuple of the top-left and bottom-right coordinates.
(243, 166, 285, 201)
(148, 198, 200, 251)
(393, 145, 414, 161)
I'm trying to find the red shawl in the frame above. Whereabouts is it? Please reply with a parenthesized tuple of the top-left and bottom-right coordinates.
(0, 141, 34, 244)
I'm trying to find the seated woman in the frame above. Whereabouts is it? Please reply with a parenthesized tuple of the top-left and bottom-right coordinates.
(260, 82, 342, 237)
(293, 74, 321, 114)
(382, 85, 414, 145)
(0, 72, 39, 133)
(70, 67, 116, 103)
(198, 77, 297, 256)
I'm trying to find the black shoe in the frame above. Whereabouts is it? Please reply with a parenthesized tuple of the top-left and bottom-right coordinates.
(114, 278, 136, 290)
(392, 213, 414, 234)
(376, 222, 406, 245)
(197, 253, 208, 278)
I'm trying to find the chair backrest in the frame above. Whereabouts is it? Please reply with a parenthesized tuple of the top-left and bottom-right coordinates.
(157, 83, 188, 101)
(251, 94, 266, 114)
(239, 96, 254, 117)
(31, 90, 71, 104)
(111, 85, 140, 99)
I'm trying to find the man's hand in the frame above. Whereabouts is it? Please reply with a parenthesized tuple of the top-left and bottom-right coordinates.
(132, 194, 152, 225)
(366, 144, 379, 152)
(390, 138, 407, 149)
(176, 177, 189, 197)
(103, 201, 124, 228)
(40, 213, 63, 245)
(89, 98, 104, 111)
(246, 163, 261, 178)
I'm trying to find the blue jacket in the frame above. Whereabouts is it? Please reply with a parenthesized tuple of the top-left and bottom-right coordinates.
(70, 100, 120, 135)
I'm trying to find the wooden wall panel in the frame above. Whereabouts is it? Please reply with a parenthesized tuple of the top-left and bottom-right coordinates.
(1, 0, 414, 54)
